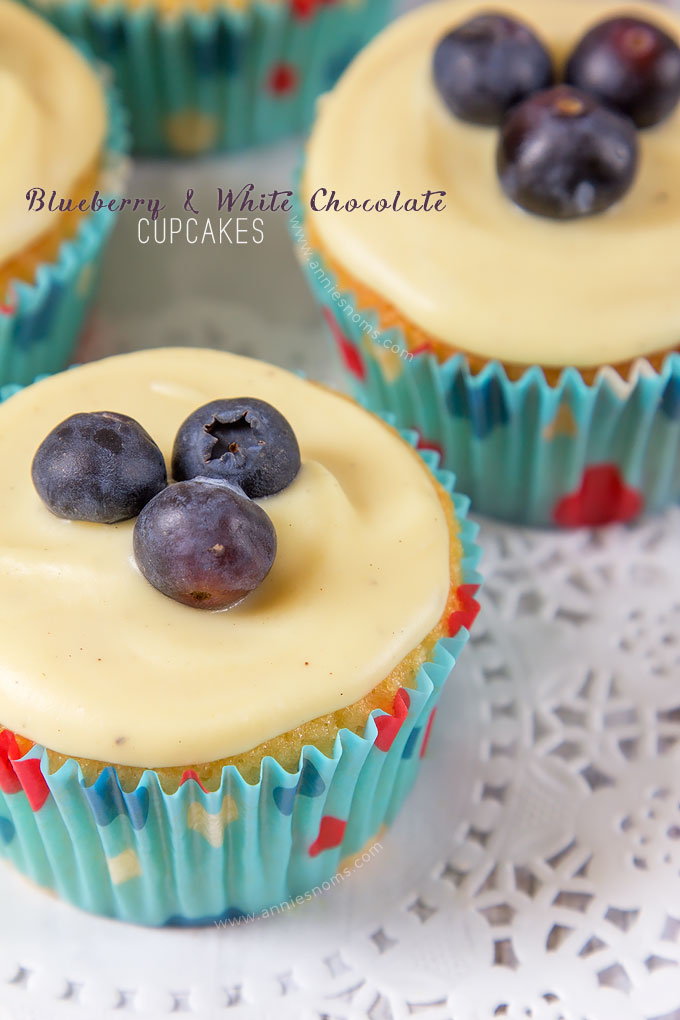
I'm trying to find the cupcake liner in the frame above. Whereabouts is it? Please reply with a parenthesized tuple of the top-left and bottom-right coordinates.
(0, 426, 481, 927)
(0, 65, 128, 386)
(293, 208, 680, 528)
(22, 0, 392, 156)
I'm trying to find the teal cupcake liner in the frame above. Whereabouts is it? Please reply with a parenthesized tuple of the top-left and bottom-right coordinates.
(22, 0, 391, 156)
(0, 426, 481, 927)
(292, 210, 680, 528)
(0, 66, 128, 387)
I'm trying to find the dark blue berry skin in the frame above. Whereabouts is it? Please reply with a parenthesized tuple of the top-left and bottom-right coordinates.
(171, 398, 301, 499)
(32, 412, 167, 523)
(497, 86, 639, 220)
(566, 16, 680, 129)
(133, 479, 277, 610)
(433, 12, 554, 126)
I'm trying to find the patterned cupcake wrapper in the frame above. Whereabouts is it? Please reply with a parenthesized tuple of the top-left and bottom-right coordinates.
(293, 211, 680, 528)
(22, 0, 391, 156)
(0, 65, 128, 387)
(0, 430, 481, 927)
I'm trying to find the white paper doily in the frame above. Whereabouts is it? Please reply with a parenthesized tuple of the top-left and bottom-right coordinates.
(1, 89, 679, 1020)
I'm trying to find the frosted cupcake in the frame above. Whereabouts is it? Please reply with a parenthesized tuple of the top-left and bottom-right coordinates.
(297, 0, 680, 527)
(0, 0, 126, 385)
(21, 0, 392, 156)
(0, 347, 480, 925)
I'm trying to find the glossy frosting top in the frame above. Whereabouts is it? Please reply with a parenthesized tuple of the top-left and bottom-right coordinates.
(0, 0, 106, 264)
(304, 0, 680, 368)
(0, 349, 451, 768)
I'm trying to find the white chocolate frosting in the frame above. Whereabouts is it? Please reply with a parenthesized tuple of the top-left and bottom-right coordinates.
(0, 349, 451, 768)
(303, 0, 680, 368)
(0, 0, 106, 264)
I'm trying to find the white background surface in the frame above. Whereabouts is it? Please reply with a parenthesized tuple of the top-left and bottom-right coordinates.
(2, 2, 680, 1014)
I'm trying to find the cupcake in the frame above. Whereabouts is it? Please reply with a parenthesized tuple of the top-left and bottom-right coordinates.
(21, 0, 392, 156)
(296, 0, 680, 527)
(0, 0, 126, 386)
(0, 347, 480, 926)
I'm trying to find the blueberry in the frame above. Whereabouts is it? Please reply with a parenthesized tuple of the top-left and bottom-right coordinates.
(497, 86, 638, 219)
(32, 411, 167, 523)
(566, 16, 680, 129)
(433, 12, 554, 126)
(133, 479, 277, 610)
(171, 398, 301, 498)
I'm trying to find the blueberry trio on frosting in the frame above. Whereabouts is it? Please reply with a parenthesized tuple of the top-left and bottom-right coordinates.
(433, 11, 680, 218)
(31, 399, 301, 610)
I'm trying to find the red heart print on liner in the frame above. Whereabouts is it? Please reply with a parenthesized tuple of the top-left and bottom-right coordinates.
(374, 688, 411, 751)
(309, 816, 347, 857)
(412, 427, 445, 461)
(322, 308, 366, 380)
(180, 770, 209, 793)
(554, 464, 643, 527)
(0, 731, 22, 795)
(0, 730, 49, 810)
(420, 708, 438, 759)
(12, 758, 50, 812)
(448, 584, 480, 637)
(267, 63, 299, 96)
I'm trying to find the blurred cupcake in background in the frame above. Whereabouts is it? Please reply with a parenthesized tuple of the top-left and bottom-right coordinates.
(296, 0, 680, 527)
(21, 0, 392, 156)
(0, 0, 126, 385)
